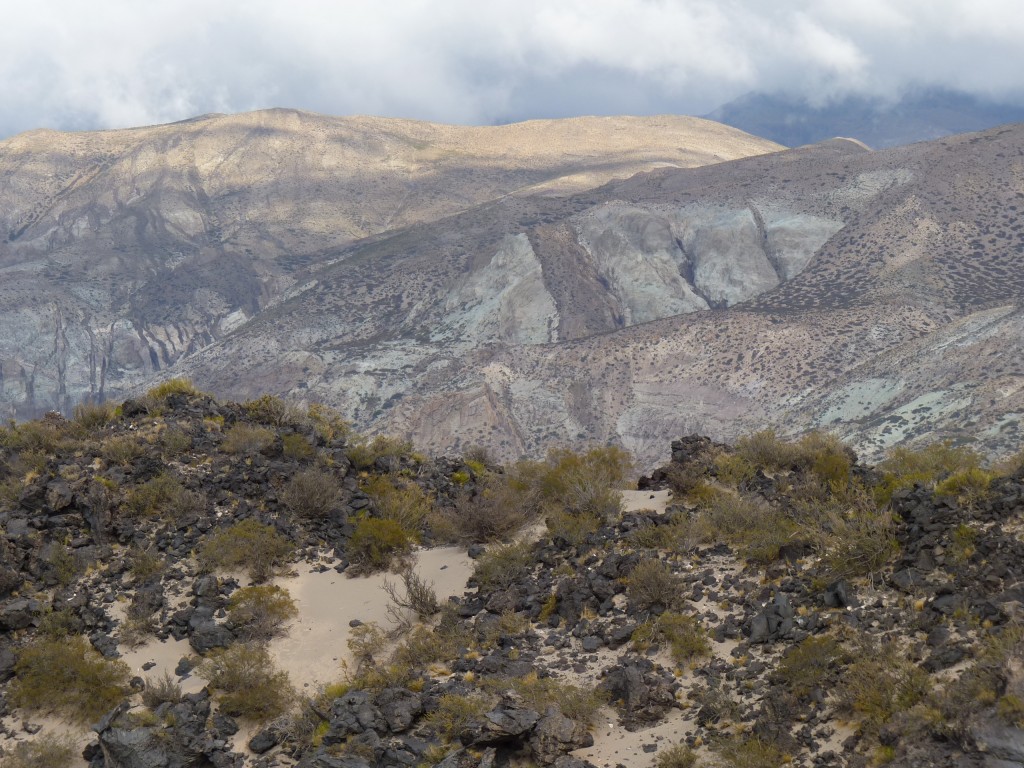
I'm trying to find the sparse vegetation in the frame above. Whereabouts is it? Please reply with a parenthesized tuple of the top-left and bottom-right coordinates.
(631, 611, 711, 663)
(221, 423, 276, 454)
(774, 635, 848, 698)
(142, 670, 184, 708)
(626, 558, 683, 612)
(837, 640, 931, 733)
(422, 693, 493, 742)
(654, 744, 698, 768)
(0, 733, 79, 768)
(472, 541, 533, 592)
(125, 473, 205, 520)
(362, 474, 432, 531)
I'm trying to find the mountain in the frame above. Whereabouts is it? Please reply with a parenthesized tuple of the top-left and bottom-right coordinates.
(0, 109, 781, 423)
(4, 111, 1024, 469)
(173, 123, 1024, 467)
(706, 88, 1024, 148)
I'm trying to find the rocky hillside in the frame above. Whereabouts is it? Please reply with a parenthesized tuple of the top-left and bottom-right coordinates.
(168, 123, 1024, 467)
(0, 110, 780, 421)
(2, 386, 1024, 767)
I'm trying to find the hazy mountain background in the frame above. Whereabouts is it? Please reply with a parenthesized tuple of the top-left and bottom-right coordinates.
(706, 87, 1024, 148)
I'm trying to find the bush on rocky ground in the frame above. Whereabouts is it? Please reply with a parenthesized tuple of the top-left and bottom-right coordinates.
(0, 733, 78, 768)
(125, 472, 205, 520)
(348, 517, 416, 572)
(9, 635, 131, 723)
(221, 423, 276, 454)
(198, 642, 294, 721)
(227, 584, 299, 641)
(199, 518, 294, 582)
(362, 474, 432, 531)
(142, 670, 183, 708)
(472, 541, 533, 593)
(280, 467, 342, 519)
(631, 612, 711, 664)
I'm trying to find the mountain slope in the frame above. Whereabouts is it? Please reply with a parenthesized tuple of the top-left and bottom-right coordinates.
(172, 124, 1024, 466)
(0, 110, 781, 417)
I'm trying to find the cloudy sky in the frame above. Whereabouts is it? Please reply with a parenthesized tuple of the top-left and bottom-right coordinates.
(3, 0, 1024, 138)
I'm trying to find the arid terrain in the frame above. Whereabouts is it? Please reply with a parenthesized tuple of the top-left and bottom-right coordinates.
(3, 112, 1024, 467)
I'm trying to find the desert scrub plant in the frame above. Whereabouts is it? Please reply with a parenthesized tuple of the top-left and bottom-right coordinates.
(712, 734, 789, 768)
(127, 546, 166, 581)
(73, 399, 117, 430)
(145, 377, 201, 401)
(101, 434, 145, 465)
(383, 566, 440, 622)
(774, 635, 849, 698)
(1, 732, 79, 768)
(141, 670, 183, 708)
(125, 473, 205, 520)
(348, 517, 416, 572)
(9, 635, 131, 723)
(280, 467, 341, 519)
(221, 423, 276, 454)
(654, 744, 698, 768)
(198, 642, 295, 721)
(433, 476, 535, 543)
(227, 585, 299, 641)
(874, 440, 984, 504)
(487, 672, 608, 724)
(159, 426, 193, 457)
(422, 692, 494, 743)
(362, 474, 432, 531)
(935, 467, 995, 508)
(199, 518, 294, 582)
(307, 403, 351, 444)
(539, 445, 631, 520)
(391, 625, 462, 670)
(626, 558, 683, 612)
(346, 434, 416, 471)
(281, 432, 315, 460)
(837, 640, 931, 733)
(472, 541, 533, 593)
(244, 394, 306, 427)
(802, 493, 898, 581)
(631, 612, 710, 664)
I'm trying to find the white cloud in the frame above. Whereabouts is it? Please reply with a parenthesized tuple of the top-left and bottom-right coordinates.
(2, 0, 1024, 137)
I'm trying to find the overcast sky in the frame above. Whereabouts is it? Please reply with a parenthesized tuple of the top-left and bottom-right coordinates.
(3, 0, 1024, 138)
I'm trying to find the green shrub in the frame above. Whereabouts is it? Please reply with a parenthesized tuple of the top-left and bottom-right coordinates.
(101, 434, 145, 465)
(1, 733, 78, 768)
(545, 508, 602, 548)
(362, 474, 432, 531)
(37, 608, 83, 639)
(198, 643, 294, 722)
(391, 625, 460, 671)
(540, 445, 631, 519)
(950, 523, 979, 563)
(348, 517, 415, 571)
(654, 744, 698, 768)
(10, 635, 131, 723)
(282, 432, 315, 460)
(221, 423, 276, 454)
(127, 546, 166, 581)
(45, 543, 81, 587)
(227, 585, 299, 641)
(714, 452, 756, 486)
(627, 559, 682, 612)
(735, 429, 804, 470)
(631, 612, 710, 664)
(432, 479, 535, 543)
(775, 635, 848, 698)
(280, 468, 341, 519)
(803, 496, 898, 581)
(472, 541, 533, 592)
(199, 518, 294, 582)
(125, 473, 205, 520)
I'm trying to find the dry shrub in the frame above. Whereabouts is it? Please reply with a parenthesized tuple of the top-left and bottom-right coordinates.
(422, 693, 493, 743)
(198, 643, 294, 722)
(434, 478, 535, 543)
(626, 558, 683, 612)
(227, 585, 299, 641)
(10, 635, 131, 723)
(244, 394, 307, 427)
(1, 733, 78, 768)
(346, 435, 415, 471)
(199, 518, 294, 582)
(142, 670, 183, 708)
(348, 517, 415, 572)
(631, 612, 710, 663)
(280, 468, 341, 519)
(837, 640, 930, 733)
(383, 566, 439, 622)
(774, 635, 849, 698)
(875, 440, 983, 504)
(145, 378, 201, 401)
(362, 474, 432, 531)
(801, 492, 898, 581)
(101, 434, 145, 465)
(221, 423, 276, 454)
(125, 473, 205, 520)
(73, 400, 117, 430)
(472, 541, 533, 593)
